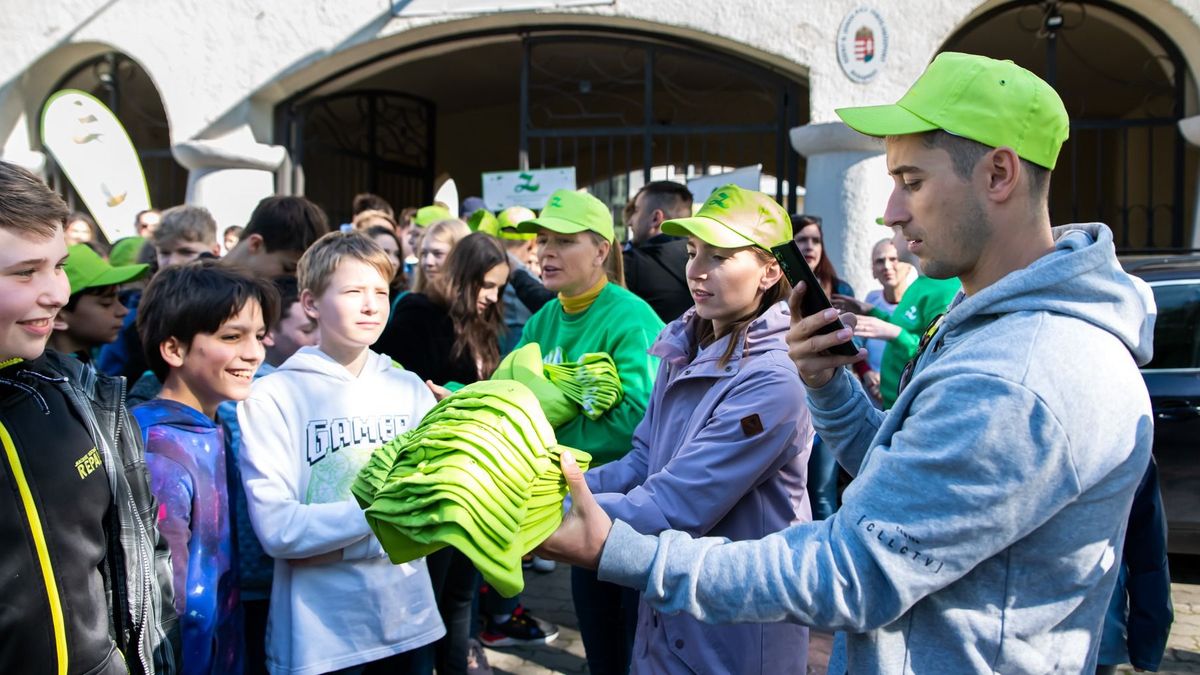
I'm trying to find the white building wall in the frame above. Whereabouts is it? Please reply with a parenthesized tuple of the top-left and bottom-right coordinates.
(3, 0, 1200, 291)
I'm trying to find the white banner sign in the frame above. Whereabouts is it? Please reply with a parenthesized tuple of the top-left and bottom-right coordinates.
(482, 167, 576, 211)
(687, 164, 762, 201)
(41, 89, 150, 242)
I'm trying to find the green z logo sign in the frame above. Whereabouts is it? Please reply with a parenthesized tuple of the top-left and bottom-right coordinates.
(548, 195, 563, 208)
(515, 172, 541, 193)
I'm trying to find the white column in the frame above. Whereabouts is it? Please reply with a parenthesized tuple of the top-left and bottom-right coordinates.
(172, 125, 288, 229)
(790, 121, 893, 298)
(1180, 115, 1200, 250)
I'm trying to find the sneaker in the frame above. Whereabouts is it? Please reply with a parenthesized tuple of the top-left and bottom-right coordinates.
(466, 638, 493, 674)
(529, 555, 556, 573)
(478, 605, 559, 647)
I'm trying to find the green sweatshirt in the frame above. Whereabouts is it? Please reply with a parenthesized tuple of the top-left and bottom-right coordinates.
(517, 283, 664, 465)
(869, 275, 961, 409)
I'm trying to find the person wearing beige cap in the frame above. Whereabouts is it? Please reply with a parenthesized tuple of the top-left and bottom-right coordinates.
(540, 52, 1158, 673)
(578, 184, 814, 674)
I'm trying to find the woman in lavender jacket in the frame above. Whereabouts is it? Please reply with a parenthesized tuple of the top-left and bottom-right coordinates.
(583, 185, 814, 674)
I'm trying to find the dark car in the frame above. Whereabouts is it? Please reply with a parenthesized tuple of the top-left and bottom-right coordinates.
(1123, 255, 1200, 555)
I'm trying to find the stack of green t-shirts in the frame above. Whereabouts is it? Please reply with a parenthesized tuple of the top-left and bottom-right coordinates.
(543, 352, 624, 420)
(490, 343, 579, 426)
(351, 379, 590, 597)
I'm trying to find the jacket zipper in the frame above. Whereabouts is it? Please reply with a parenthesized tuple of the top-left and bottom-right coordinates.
(0, 420, 68, 675)
(115, 378, 154, 675)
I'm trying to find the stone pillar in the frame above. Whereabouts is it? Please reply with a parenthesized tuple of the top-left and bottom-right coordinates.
(790, 121, 893, 297)
(172, 125, 288, 229)
(1179, 115, 1200, 249)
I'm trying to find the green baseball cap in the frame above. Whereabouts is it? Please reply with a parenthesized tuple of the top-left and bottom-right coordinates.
(468, 208, 500, 236)
(515, 190, 614, 242)
(109, 236, 147, 267)
(835, 51, 1069, 170)
(414, 205, 454, 228)
(496, 206, 536, 241)
(64, 244, 149, 296)
(660, 184, 791, 250)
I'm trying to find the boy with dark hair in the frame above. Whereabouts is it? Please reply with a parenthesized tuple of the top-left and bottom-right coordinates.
(50, 243, 149, 363)
(134, 260, 280, 675)
(216, 275, 317, 675)
(238, 231, 443, 674)
(224, 196, 331, 277)
(112, 195, 330, 400)
(0, 159, 179, 674)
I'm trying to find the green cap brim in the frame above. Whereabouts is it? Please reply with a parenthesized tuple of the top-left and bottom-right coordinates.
(74, 263, 149, 294)
(835, 103, 939, 138)
(515, 216, 591, 236)
(661, 216, 757, 249)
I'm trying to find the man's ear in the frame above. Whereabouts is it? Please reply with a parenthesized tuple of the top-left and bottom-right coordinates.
(159, 336, 187, 369)
(983, 147, 1021, 204)
(262, 330, 277, 348)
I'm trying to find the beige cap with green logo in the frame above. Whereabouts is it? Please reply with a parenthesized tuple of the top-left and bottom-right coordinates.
(836, 51, 1069, 170)
(515, 190, 614, 242)
(660, 184, 791, 250)
(496, 206, 537, 241)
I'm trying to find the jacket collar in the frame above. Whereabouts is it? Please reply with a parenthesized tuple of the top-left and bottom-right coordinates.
(650, 301, 791, 379)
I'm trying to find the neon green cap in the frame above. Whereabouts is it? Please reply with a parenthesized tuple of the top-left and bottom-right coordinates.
(414, 205, 454, 228)
(65, 244, 149, 295)
(496, 207, 536, 241)
(835, 52, 1069, 170)
(468, 208, 500, 236)
(109, 236, 147, 267)
(515, 190, 614, 242)
(660, 184, 791, 250)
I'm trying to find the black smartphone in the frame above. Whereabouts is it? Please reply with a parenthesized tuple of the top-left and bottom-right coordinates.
(770, 240, 860, 358)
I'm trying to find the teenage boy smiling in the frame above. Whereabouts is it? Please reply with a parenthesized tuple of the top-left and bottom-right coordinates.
(134, 261, 281, 675)
(0, 160, 178, 674)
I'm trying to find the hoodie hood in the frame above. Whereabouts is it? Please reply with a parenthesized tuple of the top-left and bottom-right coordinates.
(940, 223, 1156, 365)
(132, 398, 218, 430)
(277, 346, 398, 382)
(651, 300, 791, 368)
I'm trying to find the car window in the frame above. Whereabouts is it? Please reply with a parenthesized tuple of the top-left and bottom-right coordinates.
(1145, 280, 1200, 370)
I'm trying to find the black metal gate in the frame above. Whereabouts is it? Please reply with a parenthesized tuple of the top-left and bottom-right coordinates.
(945, 0, 1193, 251)
(280, 90, 436, 227)
(519, 35, 804, 217)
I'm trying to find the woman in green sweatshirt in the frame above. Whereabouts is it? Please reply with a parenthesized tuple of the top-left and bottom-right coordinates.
(514, 188, 664, 675)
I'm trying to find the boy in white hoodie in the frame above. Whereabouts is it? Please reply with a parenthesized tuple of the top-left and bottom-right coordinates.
(237, 231, 443, 675)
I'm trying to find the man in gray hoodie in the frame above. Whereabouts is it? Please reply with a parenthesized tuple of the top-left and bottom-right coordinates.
(538, 52, 1158, 673)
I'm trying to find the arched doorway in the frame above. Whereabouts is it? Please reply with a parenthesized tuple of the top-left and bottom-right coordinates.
(276, 27, 807, 227)
(45, 51, 186, 220)
(944, 0, 1198, 251)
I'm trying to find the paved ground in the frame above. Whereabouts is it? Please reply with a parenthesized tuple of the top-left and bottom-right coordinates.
(480, 564, 1200, 674)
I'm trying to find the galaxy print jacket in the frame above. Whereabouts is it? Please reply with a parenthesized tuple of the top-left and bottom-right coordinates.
(133, 399, 242, 675)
